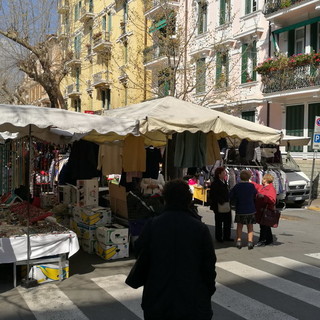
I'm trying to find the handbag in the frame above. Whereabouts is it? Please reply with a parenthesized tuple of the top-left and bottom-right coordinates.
(260, 206, 281, 228)
(125, 249, 149, 289)
(218, 202, 231, 213)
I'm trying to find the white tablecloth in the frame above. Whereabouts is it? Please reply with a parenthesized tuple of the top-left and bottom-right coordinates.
(0, 231, 79, 263)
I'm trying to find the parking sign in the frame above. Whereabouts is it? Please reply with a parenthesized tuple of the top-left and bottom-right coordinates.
(313, 116, 320, 149)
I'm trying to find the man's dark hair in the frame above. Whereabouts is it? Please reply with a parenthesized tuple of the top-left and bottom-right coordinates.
(162, 179, 192, 210)
(214, 166, 225, 179)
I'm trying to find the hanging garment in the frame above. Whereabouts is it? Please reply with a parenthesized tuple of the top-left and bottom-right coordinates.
(97, 142, 123, 175)
(174, 131, 206, 168)
(143, 147, 163, 179)
(206, 132, 222, 165)
(123, 135, 146, 172)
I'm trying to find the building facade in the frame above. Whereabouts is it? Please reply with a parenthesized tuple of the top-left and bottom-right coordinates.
(58, 0, 147, 113)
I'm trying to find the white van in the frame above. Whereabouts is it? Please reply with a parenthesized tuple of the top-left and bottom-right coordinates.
(278, 152, 310, 206)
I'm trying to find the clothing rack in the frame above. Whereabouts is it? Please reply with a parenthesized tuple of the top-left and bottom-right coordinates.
(224, 164, 263, 169)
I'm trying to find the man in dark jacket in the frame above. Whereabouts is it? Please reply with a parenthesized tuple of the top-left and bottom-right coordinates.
(134, 179, 216, 320)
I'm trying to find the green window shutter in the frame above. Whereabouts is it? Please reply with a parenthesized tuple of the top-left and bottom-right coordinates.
(196, 58, 206, 93)
(108, 13, 112, 32)
(252, 41, 257, 81)
(286, 105, 304, 152)
(220, 0, 226, 25)
(216, 53, 222, 83)
(102, 16, 107, 31)
(310, 23, 318, 53)
(242, 111, 255, 122)
(245, 0, 251, 15)
(241, 44, 248, 83)
(225, 53, 229, 86)
(308, 103, 320, 151)
(288, 30, 295, 56)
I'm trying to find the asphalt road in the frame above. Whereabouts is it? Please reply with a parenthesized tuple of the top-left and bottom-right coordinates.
(0, 205, 319, 320)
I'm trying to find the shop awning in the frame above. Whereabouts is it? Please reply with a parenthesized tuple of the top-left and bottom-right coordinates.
(273, 16, 320, 34)
(0, 104, 139, 144)
(105, 96, 283, 146)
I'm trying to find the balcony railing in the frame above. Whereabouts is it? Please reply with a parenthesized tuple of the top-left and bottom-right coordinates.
(92, 71, 111, 88)
(263, 0, 304, 15)
(143, 42, 177, 64)
(261, 65, 320, 93)
(144, 0, 180, 13)
(58, 0, 69, 14)
(67, 83, 81, 97)
(80, 6, 94, 23)
(92, 32, 112, 53)
(58, 24, 70, 38)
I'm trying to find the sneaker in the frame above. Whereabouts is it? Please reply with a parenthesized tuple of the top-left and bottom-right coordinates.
(248, 242, 254, 250)
(255, 241, 266, 247)
(236, 240, 242, 249)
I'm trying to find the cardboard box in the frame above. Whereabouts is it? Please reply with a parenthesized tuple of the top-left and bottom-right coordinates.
(70, 218, 97, 240)
(80, 238, 96, 254)
(109, 183, 128, 219)
(29, 262, 69, 284)
(58, 185, 78, 205)
(96, 224, 129, 245)
(73, 206, 112, 226)
(95, 242, 129, 260)
(76, 178, 98, 207)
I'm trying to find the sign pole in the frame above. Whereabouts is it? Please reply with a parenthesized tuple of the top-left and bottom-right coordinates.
(308, 150, 317, 206)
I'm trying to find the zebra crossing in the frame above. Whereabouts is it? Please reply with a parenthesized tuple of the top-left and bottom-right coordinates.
(14, 252, 320, 320)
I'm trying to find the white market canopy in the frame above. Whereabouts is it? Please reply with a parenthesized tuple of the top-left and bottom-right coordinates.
(0, 104, 139, 144)
(105, 96, 283, 146)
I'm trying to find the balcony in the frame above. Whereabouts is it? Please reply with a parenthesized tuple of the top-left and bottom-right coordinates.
(58, 0, 69, 14)
(260, 65, 320, 94)
(67, 83, 81, 98)
(143, 41, 178, 68)
(79, 6, 94, 23)
(92, 71, 111, 88)
(92, 32, 112, 53)
(66, 51, 81, 68)
(58, 24, 70, 40)
(263, 0, 319, 26)
(144, 0, 180, 18)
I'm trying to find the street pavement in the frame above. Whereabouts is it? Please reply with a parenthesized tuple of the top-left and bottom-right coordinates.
(0, 204, 320, 320)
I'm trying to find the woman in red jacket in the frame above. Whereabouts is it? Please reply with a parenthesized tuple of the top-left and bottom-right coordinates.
(252, 173, 277, 246)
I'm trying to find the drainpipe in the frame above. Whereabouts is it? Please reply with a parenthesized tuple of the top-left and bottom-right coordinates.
(267, 21, 271, 127)
(183, 0, 188, 99)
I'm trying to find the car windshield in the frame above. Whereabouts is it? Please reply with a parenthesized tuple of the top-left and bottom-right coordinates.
(281, 153, 301, 172)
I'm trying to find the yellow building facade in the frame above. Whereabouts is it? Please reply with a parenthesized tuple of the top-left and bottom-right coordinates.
(58, 0, 148, 113)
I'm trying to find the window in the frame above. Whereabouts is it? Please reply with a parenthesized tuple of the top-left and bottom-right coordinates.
(102, 16, 106, 31)
(75, 67, 80, 92)
(101, 89, 111, 110)
(198, 1, 207, 34)
(74, 1, 81, 21)
(74, 34, 81, 57)
(286, 105, 304, 152)
(73, 98, 81, 112)
(242, 111, 255, 122)
(220, 0, 230, 25)
(245, 0, 257, 15)
(241, 41, 257, 83)
(196, 57, 206, 93)
(295, 27, 305, 54)
(216, 51, 229, 88)
(288, 27, 305, 56)
(88, 0, 93, 13)
(108, 12, 112, 32)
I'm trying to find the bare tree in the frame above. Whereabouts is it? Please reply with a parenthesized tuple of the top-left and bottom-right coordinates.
(0, 0, 69, 108)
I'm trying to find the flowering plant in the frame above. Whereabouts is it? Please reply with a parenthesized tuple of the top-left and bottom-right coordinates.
(256, 52, 320, 75)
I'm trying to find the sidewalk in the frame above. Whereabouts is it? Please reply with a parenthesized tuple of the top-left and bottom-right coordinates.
(306, 198, 320, 211)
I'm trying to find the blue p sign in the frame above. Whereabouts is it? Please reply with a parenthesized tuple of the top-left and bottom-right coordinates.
(314, 133, 320, 143)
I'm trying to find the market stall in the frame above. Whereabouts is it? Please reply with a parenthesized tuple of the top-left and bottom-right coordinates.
(0, 104, 139, 287)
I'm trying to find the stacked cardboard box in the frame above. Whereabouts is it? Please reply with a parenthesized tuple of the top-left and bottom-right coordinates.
(95, 224, 129, 260)
(29, 262, 69, 284)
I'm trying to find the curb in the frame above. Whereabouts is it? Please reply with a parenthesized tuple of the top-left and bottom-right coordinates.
(306, 206, 320, 211)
